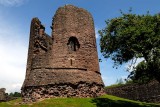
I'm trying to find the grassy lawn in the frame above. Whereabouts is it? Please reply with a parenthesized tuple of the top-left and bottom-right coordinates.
(0, 95, 160, 107)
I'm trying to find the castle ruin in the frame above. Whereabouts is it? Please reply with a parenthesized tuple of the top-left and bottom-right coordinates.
(0, 88, 6, 102)
(21, 5, 105, 102)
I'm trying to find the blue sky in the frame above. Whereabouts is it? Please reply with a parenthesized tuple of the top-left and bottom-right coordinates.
(0, 0, 160, 93)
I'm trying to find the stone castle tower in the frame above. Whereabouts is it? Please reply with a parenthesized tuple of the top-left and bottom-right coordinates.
(21, 5, 105, 102)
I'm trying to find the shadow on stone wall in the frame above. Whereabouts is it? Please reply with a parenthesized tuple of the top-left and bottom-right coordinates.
(105, 80, 160, 103)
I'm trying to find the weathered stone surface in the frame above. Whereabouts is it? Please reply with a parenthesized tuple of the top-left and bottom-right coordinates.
(105, 80, 160, 103)
(22, 83, 104, 102)
(0, 88, 6, 102)
(21, 5, 105, 102)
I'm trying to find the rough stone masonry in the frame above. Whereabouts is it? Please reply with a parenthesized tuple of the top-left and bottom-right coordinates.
(21, 5, 105, 102)
(0, 88, 6, 102)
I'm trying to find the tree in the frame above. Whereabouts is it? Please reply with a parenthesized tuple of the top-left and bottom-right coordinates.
(99, 12, 160, 83)
(9, 92, 21, 97)
(129, 61, 152, 83)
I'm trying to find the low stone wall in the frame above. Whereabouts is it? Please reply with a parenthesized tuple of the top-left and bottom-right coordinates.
(105, 80, 160, 103)
(22, 82, 105, 102)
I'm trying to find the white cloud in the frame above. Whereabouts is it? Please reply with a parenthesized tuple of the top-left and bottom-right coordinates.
(125, 58, 144, 72)
(102, 76, 107, 85)
(102, 76, 116, 86)
(0, 14, 28, 93)
(95, 28, 99, 39)
(0, 0, 27, 6)
(120, 75, 127, 80)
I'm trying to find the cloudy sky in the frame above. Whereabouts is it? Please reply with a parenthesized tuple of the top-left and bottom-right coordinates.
(0, 0, 160, 93)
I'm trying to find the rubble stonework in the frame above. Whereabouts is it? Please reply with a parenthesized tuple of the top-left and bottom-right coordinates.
(105, 80, 160, 103)
(22, 82, 104, 102)
(21, 5, 105, 102)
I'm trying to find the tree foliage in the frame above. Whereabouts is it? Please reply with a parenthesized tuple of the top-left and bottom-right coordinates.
(9, 92, 21, 97)
(99, 12, 160, 83)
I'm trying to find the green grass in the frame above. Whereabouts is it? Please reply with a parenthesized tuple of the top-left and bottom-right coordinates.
(0, 95, 160, 107)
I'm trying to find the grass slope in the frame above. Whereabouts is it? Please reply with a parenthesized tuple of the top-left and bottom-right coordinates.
(0, 95, 160, 107)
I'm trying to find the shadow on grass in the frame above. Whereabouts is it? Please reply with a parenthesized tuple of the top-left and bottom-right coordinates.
(92, 98, 159, 107)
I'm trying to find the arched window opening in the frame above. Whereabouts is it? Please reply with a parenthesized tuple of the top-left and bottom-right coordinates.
(67, 37, 80, 51)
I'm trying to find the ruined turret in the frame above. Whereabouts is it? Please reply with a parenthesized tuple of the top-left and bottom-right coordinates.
(22, 5, 105, 102)
(0, 88, 6, 102)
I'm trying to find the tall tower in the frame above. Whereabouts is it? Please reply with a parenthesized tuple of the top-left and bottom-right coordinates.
(22, 5, 105, 102)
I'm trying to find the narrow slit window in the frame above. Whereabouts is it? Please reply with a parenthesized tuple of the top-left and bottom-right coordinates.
(70, 59, 72, 66)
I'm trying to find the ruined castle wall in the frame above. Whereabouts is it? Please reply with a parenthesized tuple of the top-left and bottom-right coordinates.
(22, 18, 52, 87)
(105, 80, 160, 103)
(0, 88, 6, 102)
(23, 69, 103, 86)
(31, 34, 52, 68)
(49, 5, 100, 73)
(24, 18, 40, 81)
(22, 5, 105, 102)
(22, 83, 104, 102)
(23, 7, 104, 87)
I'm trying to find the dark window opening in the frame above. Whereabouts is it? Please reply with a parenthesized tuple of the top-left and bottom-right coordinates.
(67, 37, 80, 51)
